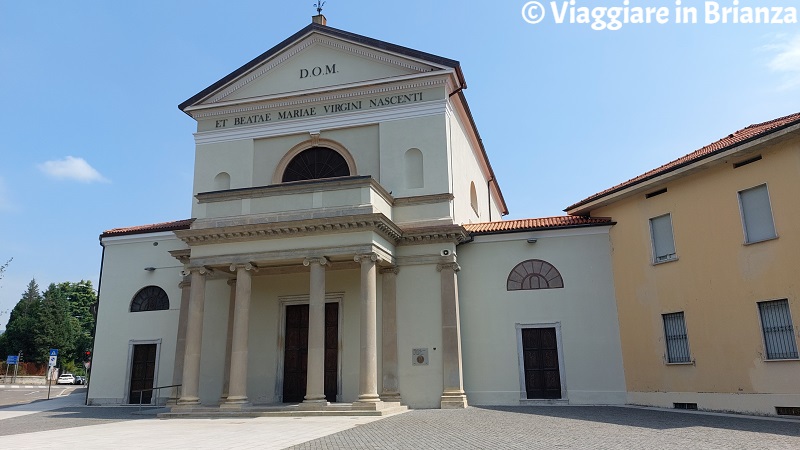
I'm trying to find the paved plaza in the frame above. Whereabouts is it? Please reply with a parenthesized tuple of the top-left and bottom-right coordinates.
(0, 390, 798, 449)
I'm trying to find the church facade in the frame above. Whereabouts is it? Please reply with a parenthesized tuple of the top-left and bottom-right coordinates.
(87, 16, 627, 411)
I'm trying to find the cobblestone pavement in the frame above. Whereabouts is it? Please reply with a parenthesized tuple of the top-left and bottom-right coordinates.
(2, 402, 799, 449)
(288, 406, 800, 450)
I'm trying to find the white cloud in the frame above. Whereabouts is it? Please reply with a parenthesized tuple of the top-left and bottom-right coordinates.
(38, 156, 109, 183)
(765, 34, 800, 90)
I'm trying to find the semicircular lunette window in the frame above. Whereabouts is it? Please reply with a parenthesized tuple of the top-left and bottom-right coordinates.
(507, 259, 564, 291)
(130, 286, 170, 312)
(282, 147, 350, 182)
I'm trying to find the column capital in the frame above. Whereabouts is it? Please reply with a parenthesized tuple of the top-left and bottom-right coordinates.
(181, 266, 214, 277)
(226, 278, 237, 287)
(436, 262, 461, 273)
(229, 262, 258, 272)
(303, 256, 328, 267)
(354, 253, 380, 263)
(179, 280, 191, 289)
(379, 266, 400, 275)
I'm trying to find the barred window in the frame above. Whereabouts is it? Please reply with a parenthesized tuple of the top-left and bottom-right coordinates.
(663, 312, 691, 363)
(130, 286, 169, 312)
(758, 299, 798, 360)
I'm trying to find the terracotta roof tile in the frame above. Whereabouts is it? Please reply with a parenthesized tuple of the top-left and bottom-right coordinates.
(464, 216, 613, 234)
(566, 112, 800, 212)
(101, 219, 195, 238)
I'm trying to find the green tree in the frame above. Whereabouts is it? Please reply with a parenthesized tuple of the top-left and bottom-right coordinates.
(34, 283, 80, 364)
(55, 281, 97, 361)
(0, 279, 43, 361)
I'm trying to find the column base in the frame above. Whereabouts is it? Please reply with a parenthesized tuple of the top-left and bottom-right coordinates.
(352, 400, 401, 411)
(220, 397, 251, 410)
(298, 400, 330, 411)
(177, 396, 201, 406)
(440, 391, 468, 409)
(380, 391, 402, 402)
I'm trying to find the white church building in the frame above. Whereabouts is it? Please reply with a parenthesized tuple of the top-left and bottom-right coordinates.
(88, 16, 626, 412)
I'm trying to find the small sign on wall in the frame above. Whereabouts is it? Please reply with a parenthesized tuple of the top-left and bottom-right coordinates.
(412, 348, 429, 366)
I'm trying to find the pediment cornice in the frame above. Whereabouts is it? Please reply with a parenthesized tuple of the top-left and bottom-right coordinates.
(204, 33, 445, 106)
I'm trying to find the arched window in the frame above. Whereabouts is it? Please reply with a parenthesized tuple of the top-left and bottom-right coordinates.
(130, 286, 170, 312)
(470, 182, 479, 215)
(214, 172, 231, 190)
(404, 148, 424, 188)
(281, 147, 350, 182)
(507, 259, 564, 291)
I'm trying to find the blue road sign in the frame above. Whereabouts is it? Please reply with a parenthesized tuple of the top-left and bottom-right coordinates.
(6, 355, 18, 364)
(49, 349, 58, 357)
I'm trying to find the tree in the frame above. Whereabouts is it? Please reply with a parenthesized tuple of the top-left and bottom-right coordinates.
(54, 281, 97, 362)
(0, 279, 42, 361)
(34, 283, 80, 364)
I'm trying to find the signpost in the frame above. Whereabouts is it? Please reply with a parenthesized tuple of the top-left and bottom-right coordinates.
(4, 355, 18, 382)
(47, 349, 58, 400)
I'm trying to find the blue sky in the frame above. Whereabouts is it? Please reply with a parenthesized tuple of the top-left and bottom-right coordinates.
(1, 0, 798, 328)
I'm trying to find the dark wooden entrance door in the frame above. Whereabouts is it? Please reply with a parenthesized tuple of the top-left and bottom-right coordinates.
(129, 343, 157, 404)
(283, 303, 339, 403)
(521, 327, 561, 399)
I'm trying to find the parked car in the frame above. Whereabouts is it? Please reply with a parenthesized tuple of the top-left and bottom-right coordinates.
(56, 373, 76, 385)
(75, 376, 85, 385)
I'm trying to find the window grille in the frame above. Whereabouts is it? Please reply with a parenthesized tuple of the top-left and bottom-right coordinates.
(282, 147, 350, 182)
(739, 184, 777, 243)
(663, 312, 691, 363)
(758, 300, 798, 360)
(650, 214, 677, 263)
(130, 286, 169, 312)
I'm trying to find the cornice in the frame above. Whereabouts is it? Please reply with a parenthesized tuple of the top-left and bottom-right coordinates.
(174, 213, 402, 246)
(393, 193, 454, 206)
(398, 224, 470, 245)
(169, 249, 191, 264)
(190, 73, 448, 119)
(194, 99, 446, 146)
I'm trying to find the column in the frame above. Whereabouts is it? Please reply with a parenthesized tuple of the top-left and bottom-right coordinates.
(219, 279, 237, 403)
(177, 267, 211, 406)
(169, 277, 191, 403)
(437, 262, 468, 409)
(302, 257, 328, 405)
(355, 253, 380, 404)
(380, 266, 401, 402)
(223, 263, 256, 408)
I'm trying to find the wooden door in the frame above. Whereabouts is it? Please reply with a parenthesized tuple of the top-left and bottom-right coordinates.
(129, 343, 157, 404)
(521, 327, 561, 399)
(283, 304, 308, 403)
(283, 302, 339, 403)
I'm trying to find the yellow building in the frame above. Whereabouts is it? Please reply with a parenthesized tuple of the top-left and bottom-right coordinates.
(567, 113, 800, 416)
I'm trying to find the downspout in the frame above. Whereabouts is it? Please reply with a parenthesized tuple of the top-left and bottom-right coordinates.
(86, 239, 106, 406)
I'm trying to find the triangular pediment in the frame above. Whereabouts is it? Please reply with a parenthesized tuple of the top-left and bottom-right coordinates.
(182, 25, 458, 110)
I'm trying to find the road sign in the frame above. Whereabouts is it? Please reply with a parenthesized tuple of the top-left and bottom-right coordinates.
(49, 349, 58, 357)
(48, 355, 57, 367)
(6, 355, 18, 365)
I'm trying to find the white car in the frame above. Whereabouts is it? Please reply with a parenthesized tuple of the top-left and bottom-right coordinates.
(56, 373, 76, 385)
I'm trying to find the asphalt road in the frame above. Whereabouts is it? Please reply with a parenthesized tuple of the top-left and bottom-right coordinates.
(0, 385, 85, 407)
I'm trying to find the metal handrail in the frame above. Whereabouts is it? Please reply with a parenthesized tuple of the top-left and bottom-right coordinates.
(131, 384, 182, 411)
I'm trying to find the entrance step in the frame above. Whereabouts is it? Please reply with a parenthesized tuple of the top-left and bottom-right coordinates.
(159, 402, 408, 419)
